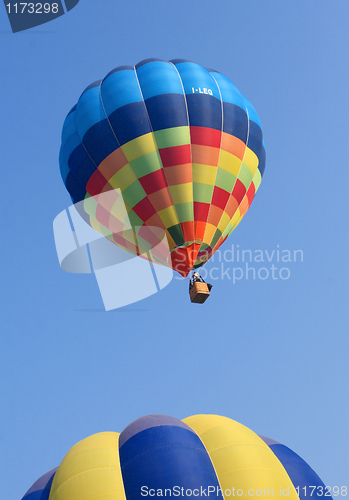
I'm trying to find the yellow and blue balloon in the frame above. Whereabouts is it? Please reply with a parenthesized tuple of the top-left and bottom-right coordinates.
(22, 414, 329, 500)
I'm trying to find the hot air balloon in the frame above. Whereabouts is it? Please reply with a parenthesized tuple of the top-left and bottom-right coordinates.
(60, 59, 266, 280)
(21, 415, 330, 500)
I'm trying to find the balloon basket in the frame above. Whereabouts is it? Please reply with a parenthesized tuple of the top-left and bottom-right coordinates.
(189, 282, 210, 304)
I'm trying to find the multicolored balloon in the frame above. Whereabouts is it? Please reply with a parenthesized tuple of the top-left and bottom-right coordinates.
(60, 59, 266, 276)
(22, 414, 329, 500)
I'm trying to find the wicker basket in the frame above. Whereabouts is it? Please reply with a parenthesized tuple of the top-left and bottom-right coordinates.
(189, 282, 210, 304)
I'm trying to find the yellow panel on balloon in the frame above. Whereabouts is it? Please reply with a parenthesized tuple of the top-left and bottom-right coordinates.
(192, 163, 217, 185)
(243, 147, 259, 176)
(217, 150, 242, 177)
(183, 415, 299, 500)
(49, 432, 126, 500)
(121, 133, 157, 162)
(109, 164, 137, 191)
(203, 223, 218, 245)
(157, 205, 180, 228)
(169, 183, 193, 204)
(230, 208, 241, 228)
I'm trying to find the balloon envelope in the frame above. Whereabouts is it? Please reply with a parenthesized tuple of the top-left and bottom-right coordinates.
(21, 415, 330, 500)
(60, 59, 266, 276)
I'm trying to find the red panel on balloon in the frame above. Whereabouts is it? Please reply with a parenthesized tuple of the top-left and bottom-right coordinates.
(139, 169, 168, 195)
(190, 126, 221, 148)
(232, 179, 246, 205)
(159, 145, 191, 167)
(133, 197, 157, 221)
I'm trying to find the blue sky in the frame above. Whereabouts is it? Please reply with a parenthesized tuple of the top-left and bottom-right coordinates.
(1, 1, 348, 498)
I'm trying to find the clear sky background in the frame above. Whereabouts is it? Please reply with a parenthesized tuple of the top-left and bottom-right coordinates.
(1, 1, 348, 498)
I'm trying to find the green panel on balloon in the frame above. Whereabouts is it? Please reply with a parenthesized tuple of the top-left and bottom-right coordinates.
(167, 224, 185, 244)
(153, 127, 191, 149)
(130, 151, 163, 178)
(253, 169, 262, 190)
(238, 162, 254, 189)
(193, 184, 214, 203)
(215, 168, 237, 193)
(122, 181, 147, 209)
(210, 228, 222, 249)
(174, 202, 194, 223)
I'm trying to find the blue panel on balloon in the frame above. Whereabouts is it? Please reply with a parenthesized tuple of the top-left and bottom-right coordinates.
(269, 444, 332, 500)
(61, 110, 78, 144)
(136, 58, 168, 69)
(258, 145, 266, 176)
(145, 94, 188, 131)
(75, 85, 105, 139)
(83, 119, 119, 165)
(246, 121, 263, 158)
(136, 61, 185, 100)
(21, 468, 57, 500)
(65, 170, 88, 203)
(60, 131, 82, 171)
(210, 72, 245, 108)
(22, 493, 43, 500)
(68, 144, 96, 184)
(104, 66, 135, 79)
(119, 416, 223, 500)
(102, 70, 143, 114)
(222, 102, 248, 143)
(108, 102, 152, 145)
(173, 62, 221, 100)
(185, 94, 222, 130)
(241, 96, 262, 129)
